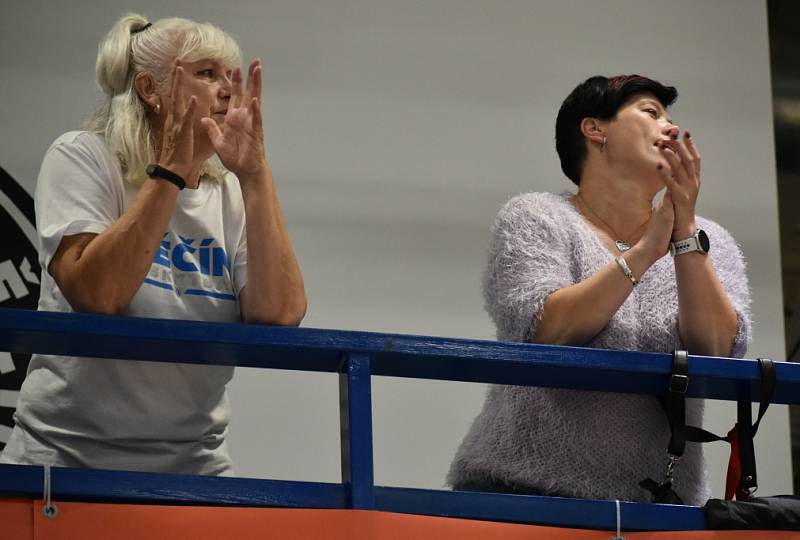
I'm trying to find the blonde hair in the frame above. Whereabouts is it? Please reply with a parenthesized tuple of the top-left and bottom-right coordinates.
(85, 13, 243, 185)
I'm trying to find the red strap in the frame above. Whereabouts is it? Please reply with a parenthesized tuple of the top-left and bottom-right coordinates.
(724, 424, 753, 501)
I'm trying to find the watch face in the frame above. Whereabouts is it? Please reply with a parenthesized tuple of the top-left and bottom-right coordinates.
(146, 164, 156, 176)
(697, 229, 710, 253)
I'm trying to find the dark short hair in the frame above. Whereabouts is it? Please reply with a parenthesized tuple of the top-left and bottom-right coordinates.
(555, 75, 678, 185)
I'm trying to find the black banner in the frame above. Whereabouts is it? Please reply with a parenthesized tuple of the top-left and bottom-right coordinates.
(0, 166, 40, 450)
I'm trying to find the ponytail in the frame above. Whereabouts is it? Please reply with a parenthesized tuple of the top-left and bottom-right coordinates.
(95, 13, 149, 97)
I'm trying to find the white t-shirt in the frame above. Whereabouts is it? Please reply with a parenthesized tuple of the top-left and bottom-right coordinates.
(1, 131, 248, 475)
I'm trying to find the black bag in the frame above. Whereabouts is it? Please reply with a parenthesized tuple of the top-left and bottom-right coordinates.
(644, 351, 800, 530)
(705, 496, 800, 530)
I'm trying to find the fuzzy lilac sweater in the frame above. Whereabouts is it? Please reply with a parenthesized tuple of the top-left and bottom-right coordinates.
(447, 192, 751, 505)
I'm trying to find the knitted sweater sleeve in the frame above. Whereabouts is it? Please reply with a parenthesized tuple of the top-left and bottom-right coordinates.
(482, 193, 573, 342)
(701, 218, 752, 358)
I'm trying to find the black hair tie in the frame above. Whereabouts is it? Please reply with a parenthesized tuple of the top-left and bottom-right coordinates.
(132, 22, 152, 34)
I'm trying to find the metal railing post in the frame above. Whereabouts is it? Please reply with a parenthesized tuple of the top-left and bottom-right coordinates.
(339, 351, 375, 509)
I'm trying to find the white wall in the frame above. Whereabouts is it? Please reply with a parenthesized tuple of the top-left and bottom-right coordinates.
(0, 0, 789, 496)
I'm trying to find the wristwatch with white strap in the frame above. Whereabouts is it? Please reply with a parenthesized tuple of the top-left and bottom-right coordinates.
(670, 229, 710, 257)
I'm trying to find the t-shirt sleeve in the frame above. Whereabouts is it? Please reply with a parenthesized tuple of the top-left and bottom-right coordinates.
(482, 194, 574, 342)
(221, 173, 248, 296)
(703, 219, 752, 358)
(35, 134, 120, 273)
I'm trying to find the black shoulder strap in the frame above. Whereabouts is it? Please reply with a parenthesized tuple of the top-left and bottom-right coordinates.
(660, 350, 725, 451)
(642, 350, 692, 503)
(738, 358, 776, 493)
(753, 358, 776, 436)
(656, 353, 776, 499)
(663, 350, 689, 457)
(661, 355, 777, 447)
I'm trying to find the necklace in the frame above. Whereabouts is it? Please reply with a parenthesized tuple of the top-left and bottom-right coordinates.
(575, 192, 651, 252)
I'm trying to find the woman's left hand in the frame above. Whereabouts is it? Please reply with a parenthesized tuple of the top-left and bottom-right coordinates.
(201, 59, 268, 180)
(657, 132, 701, 240)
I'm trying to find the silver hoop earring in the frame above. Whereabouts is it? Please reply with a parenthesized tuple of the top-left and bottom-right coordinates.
(600, 135, 607, 153)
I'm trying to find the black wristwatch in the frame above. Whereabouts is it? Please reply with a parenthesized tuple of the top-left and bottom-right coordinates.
(146, 164, 186, 190)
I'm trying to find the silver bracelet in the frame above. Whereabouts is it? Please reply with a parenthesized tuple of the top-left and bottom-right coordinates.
(615, 256, 638, 287)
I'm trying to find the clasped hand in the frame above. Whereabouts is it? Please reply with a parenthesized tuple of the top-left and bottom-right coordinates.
(638, 132, 702, 259)
(658, 132, 701, 240)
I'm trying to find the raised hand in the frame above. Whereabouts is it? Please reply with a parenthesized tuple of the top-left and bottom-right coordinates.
(158, 59, 197, 182)
(657, 132, 701, 240)
(201, 59, 268, 179)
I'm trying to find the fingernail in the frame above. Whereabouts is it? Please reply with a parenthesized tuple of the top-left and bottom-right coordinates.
(685, 131, 692, 139)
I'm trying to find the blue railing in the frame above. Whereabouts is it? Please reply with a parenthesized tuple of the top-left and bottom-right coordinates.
(1, 308, 798, 531)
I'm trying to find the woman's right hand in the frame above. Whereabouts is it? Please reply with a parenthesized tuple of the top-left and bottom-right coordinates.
(638, 191, 675, 264)
(157, 59, 197, 182)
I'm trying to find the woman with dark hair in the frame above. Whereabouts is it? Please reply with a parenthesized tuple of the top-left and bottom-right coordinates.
(447, 75, 750, 505)
(0, 14, 307, 475)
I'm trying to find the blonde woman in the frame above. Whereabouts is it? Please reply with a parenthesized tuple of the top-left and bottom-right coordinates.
(0, 14, 306, 475)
